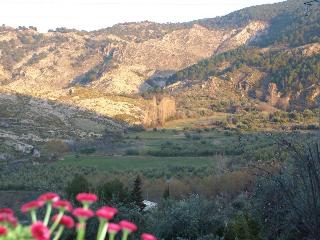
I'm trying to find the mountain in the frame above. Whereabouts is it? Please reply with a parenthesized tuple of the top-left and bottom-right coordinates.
(195, 0, 320, 47)
(165, 0, 320, 112)
(0, 21, 267, 94)
(0, 0, 319, 158)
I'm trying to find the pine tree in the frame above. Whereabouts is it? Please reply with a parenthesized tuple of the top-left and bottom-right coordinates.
(130, 175, 146, 211)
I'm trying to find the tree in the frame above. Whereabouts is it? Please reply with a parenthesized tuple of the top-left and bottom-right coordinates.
(97, 179, 129, 203)
(42, 140, 70, 161)
(224, 214, 262, 240)
(102, 130, 124, 144)
(253, 141, 320, 239)
(130, 175, 146, 211)
(149, 195, 226, 239)
(304, 0, 319, 16)
(163, 184, 170, 199)
(65, 175, 90, 204)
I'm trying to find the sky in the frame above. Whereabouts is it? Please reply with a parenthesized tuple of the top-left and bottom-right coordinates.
(0, 0, 285, 32)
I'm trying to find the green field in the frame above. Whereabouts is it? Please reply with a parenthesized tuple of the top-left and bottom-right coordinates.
(55, 155, 218, 171)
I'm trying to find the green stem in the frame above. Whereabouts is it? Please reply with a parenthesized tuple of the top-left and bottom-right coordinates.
(50, 211, 64, 233)
(76, 221, 86, 240)
(121, 230, 130, 240)
(96, 219, 104, 240)
(43, 203, 52, 226)
(53, 226, 64, 240)
(98, 222, 108, 240)
(30, 210, 37, 223)
(109, 232, 116, 240)
(83, 203, 89, 209)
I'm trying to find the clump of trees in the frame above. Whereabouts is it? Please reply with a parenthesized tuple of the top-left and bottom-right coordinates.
(65, 174, 146, 211)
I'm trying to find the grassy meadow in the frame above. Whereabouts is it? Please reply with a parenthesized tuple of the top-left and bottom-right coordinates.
(55, 155, 218, 172)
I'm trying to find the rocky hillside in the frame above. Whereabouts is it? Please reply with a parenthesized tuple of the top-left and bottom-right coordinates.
(0, 21, 267, 95)
(0, 0, 319, 159)
(0, 14, 268, 151)
(167, 43, 319, 113)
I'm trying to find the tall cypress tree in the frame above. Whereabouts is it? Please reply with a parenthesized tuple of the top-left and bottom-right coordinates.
(130, 175, 146, 211)
(163, 184, 170, 199)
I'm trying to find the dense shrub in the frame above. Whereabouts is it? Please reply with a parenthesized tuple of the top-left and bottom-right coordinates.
(65, 175, 91, 204)
(252, 141, 320, 239)
(224, 214, 262, 240)
(96, 179, 130, 203)
(79, 147, 96, 155)
(148, 195, 226, 239)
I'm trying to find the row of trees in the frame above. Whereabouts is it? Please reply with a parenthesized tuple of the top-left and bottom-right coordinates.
(66, 175, 146, 211)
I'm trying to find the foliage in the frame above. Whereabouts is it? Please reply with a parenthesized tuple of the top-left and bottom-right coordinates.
(195, 0, 320, 47)
(147, 195, 226, 239)
(65, 175, 90, 204)
(224, 214, 262, 240)
(130, 176, 146, 211)
(96, 179, 130, 204)
(169, 47, 320, 104)
(26, 52, 48, 65)
(41, 140, 70, 161)
(162, 185, 170, 199)
(79, 147, 96, 155)
(252, 141, 320, 239)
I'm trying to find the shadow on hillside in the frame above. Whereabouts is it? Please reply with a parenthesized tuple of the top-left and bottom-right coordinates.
(0, 91, 130, 131)
(0, 91, 146, 162)
(139, 70, 176, 93)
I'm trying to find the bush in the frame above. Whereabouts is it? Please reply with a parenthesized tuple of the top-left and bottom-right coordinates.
(192, 134, 202, 140)
(96, 179, 129, 203)
(252, 141, 320, 239)
(184, 132, 191, 139)
(41, 140, 70, 161)
(26, 52, 48, 65)
(148, 195, 226, 239)
(65, 175, 90, 204)
(224, 214, 262, 240)
(125, 149, 140, 156)
(79, 147, 96, 155)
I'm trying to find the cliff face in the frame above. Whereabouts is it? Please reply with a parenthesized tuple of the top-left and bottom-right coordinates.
(143, 96, 176, 127)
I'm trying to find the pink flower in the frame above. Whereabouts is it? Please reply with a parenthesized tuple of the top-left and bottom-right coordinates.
(76, 193, 98, 204)
(21, 200, 44, 213)
(31, 222, 50, 240)
(0, 226, 7, 236)
(72, 208, 94, 219)
(7, 215, 18, 227)
(96, 206, 118, 220)
(119, 220, 137, 232)
(0, 208, 14, 216)
(52, 215, 75, 229)
(38, 193, 60, 203)
(0, 213, 18, 227)
(53, 200, 73, 212)
(141, 233, 157, 240)
(108, 223, 121, 233)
